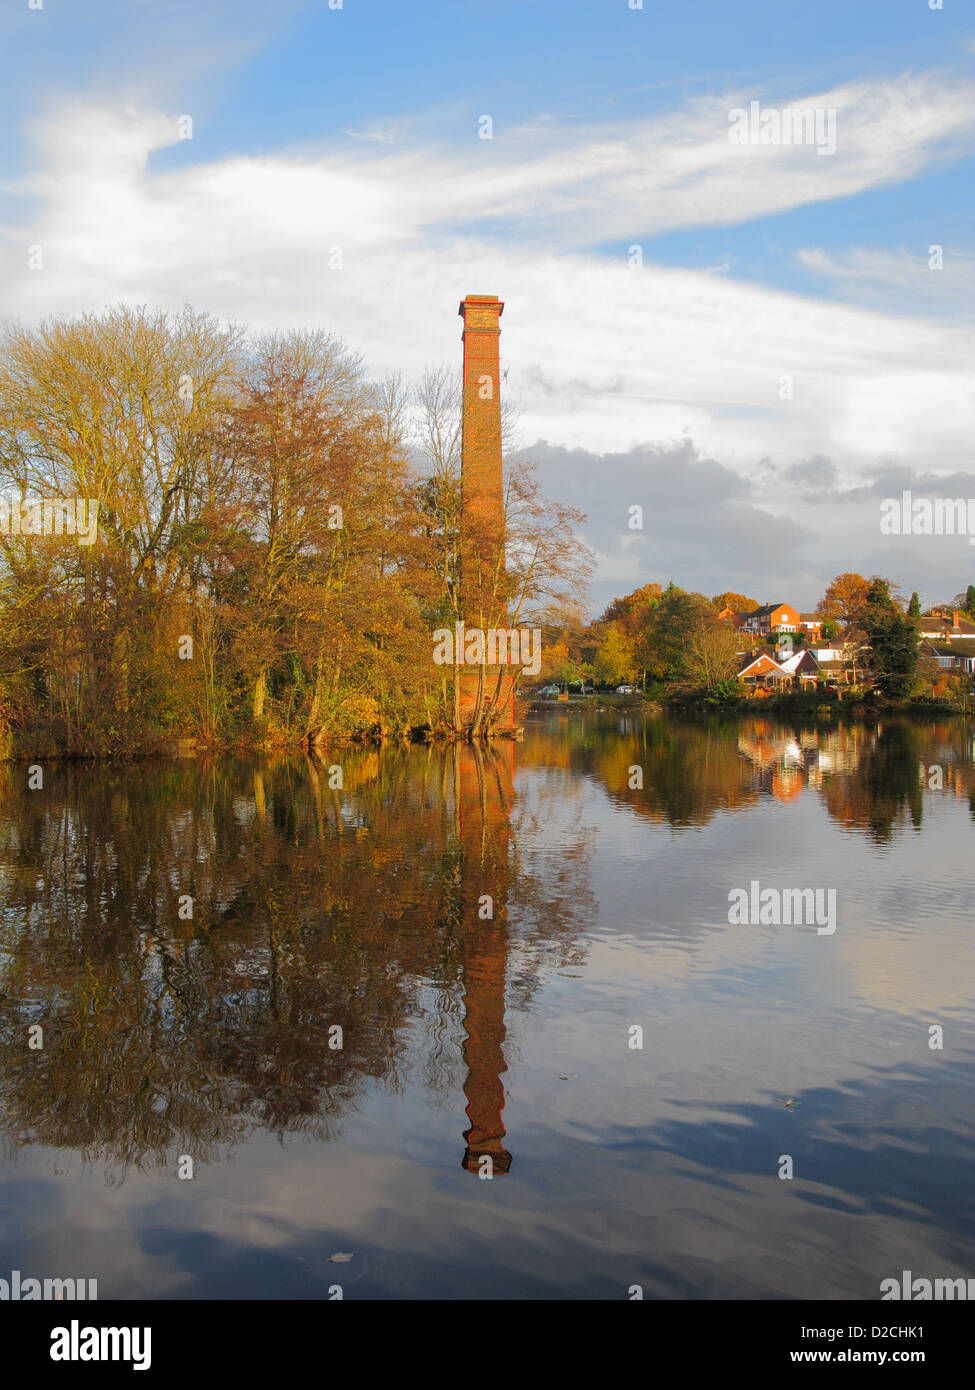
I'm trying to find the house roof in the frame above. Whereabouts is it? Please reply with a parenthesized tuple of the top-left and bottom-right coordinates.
(738, 653, 790, 678)
(779, 650, 820, 674)
(929, 639, 975, 656)
(745, 602, 792, 620)
(920, 611, 975, 637)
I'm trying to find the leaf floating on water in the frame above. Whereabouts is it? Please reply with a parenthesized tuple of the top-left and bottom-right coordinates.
(558, 1074, 576, 1081)
(329, 1251, 355, 1263)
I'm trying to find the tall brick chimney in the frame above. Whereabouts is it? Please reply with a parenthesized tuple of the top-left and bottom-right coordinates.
(455, 295, 515, 733)
(459, 295, 505, 600)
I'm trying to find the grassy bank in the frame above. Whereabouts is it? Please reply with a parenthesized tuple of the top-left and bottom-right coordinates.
(671, 688, 974, 719)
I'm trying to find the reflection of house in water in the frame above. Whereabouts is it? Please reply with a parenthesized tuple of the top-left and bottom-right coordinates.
(806, 725, 871, 783)
(737, 722, 881, 798)
(454, 742, 514, 1174)
(737, 724, 808, 801)
(920, 748, 975, 800)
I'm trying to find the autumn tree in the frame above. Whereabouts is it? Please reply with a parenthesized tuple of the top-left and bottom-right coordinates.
(682, 610, 742, 689)
(597, 583, 663, 686)
(819, 572, 871, 625)
(536, 602, 590, 685)
(640, 583, 724, 685)
(224, 333, 437, 739)
(0, 316, 593, 752)
(711, 591, 759, 613)
(601, 583, 663, 635)
(218, 330, 368, 723)
(0, 305, 241, 749)
(594, 623, 635, 685)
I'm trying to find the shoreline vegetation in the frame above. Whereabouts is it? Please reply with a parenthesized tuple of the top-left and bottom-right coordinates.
(534, 690, 968, 719)
(3, 692, 969, 765)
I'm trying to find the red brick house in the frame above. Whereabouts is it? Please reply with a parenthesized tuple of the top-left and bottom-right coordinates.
(778, 650, 821, 686)
(740, 603, 801, 637)
(920, 638, 975, 675)
(799, 613, 823, 642)
(737, 653, 793, 689)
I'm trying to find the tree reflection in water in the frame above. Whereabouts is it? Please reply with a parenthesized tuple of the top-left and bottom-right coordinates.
(0, 742, 594, 1182)
(0, 712, 971, 1182)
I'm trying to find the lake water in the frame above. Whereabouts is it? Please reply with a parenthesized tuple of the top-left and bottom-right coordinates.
(1, 711, 973, 1300)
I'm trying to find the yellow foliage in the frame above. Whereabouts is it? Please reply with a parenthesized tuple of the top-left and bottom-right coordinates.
(332, 693, 380, 737)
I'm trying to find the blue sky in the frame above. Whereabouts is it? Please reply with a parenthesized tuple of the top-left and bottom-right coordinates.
(6, 1, 972, 287)
(2, 0, 974, 611)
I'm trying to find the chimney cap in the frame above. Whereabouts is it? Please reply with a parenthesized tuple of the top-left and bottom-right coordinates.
(459, 295, 504, 317)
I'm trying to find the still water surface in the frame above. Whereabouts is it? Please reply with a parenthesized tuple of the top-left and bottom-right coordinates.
(1, 712, 973, 1299)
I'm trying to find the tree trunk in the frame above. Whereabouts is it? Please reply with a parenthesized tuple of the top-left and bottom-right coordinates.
(253, 668, 267, 720)
(307, 648, 326, 733)
(470, 662, 487, 739)
(484, 667, 506, 734)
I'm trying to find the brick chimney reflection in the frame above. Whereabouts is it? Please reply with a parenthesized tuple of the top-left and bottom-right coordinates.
(455, 741, 514, 1174)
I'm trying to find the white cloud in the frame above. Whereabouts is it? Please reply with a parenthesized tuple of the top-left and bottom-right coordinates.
(797, 244, 975, 311)
(1, 71, 974, 605)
